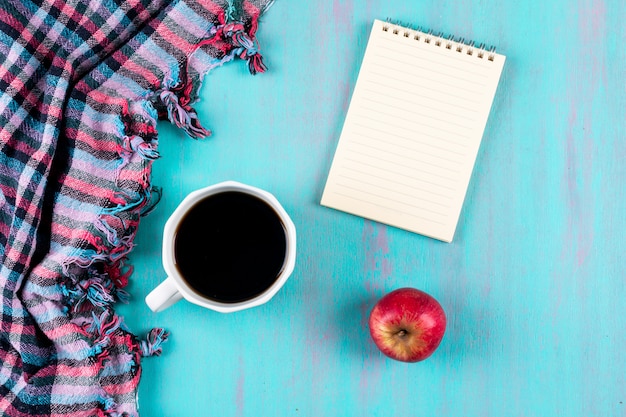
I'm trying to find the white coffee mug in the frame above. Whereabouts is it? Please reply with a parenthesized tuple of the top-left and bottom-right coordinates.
(145, 181, 296, 313)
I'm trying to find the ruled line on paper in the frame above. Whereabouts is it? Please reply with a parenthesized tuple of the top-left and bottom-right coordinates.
(348, 125, 468, 162)
(364, 78, 481, 112)
(332, 190, 448, 225)
(360, 96, 475, 130)
(358, 103, 475, 140)
(366, 70, 482, 104)
(351, 113, 470, 149)
(343, 146, 459, 184)
(373, 53, 489, 86)
(369, 61, 485, 94)
(373, 44, 492, 78)
(362, 86, 479, 120)
(337, 161, 455, 200)
(343, 140, 462, 175)
(335, 178, 450, 212)
(342, 156, 458, 191)
(369, 59, 484, 94)
(336, 168, 454, 203)
(334, 181, 450, 219)
(367, 70, 483, 103)
(338, 164, 456, 200)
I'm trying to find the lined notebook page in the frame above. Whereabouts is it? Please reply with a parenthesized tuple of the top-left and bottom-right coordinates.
(321, 19, 506, 242)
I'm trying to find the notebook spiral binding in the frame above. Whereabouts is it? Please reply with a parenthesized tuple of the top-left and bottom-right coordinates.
(383, 20, 497, 62)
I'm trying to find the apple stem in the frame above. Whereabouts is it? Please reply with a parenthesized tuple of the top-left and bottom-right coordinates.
(396, 329, 408, 338)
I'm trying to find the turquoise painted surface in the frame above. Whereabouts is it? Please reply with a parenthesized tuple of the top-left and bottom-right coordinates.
(120, 0, 626, 416)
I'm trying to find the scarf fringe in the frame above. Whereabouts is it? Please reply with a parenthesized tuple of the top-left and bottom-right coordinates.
(140, 328, 170, 357)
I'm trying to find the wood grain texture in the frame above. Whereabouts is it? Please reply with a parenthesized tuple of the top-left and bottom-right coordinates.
(120, 0, 626, 415)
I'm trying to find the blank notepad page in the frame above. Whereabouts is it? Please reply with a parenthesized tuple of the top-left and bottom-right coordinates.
(321, 19, 506, 242)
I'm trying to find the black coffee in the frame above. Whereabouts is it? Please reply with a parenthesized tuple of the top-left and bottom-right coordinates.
(174, 191, 287, 303)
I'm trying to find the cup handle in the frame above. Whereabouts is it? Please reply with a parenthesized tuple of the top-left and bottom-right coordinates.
(145, 277, 183, 312)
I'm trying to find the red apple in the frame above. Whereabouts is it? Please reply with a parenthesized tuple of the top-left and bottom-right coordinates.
(368, 288, 446, 362)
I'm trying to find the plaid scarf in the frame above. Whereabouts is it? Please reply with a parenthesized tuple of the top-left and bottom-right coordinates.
(0, 0, 273, 415)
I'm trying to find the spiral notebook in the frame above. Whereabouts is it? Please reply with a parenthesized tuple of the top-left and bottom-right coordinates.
(321, 19, 506, 242)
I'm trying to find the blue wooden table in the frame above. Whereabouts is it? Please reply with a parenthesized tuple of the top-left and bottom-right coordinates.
(120, 1, 626, 415)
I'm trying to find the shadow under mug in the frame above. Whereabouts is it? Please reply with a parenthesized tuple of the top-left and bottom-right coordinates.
(145, 181, 297, 313)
